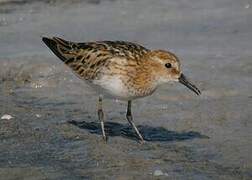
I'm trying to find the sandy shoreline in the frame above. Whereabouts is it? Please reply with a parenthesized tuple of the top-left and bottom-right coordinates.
(0, 0, 252, 179)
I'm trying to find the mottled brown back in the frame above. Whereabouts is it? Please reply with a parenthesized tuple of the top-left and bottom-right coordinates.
(42, 37, 149, 80)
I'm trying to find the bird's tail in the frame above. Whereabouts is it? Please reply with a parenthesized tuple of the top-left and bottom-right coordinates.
(42, 36, 77, 65)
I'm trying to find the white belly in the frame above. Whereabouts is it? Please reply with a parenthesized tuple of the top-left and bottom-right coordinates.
(91, 75, 131, 100)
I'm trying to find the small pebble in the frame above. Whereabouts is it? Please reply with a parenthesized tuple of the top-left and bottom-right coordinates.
(154, 170, 163, 176)
(245, 4, 250, 9)
(1, 114, 13, 120)
(35, 114, 41, 118)
(153, 170, 168, 176)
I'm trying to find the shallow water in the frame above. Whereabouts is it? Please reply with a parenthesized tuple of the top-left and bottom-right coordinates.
(0, 0, 252, 179)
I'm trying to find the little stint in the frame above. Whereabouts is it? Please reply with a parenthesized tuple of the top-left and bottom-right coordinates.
(42, 37, 201, 143)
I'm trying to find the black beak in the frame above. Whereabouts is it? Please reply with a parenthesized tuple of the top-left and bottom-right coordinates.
(179, 73, 201, 95)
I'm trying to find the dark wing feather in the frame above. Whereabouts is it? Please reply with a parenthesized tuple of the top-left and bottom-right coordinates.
(42, 37, 149, 80)
(88, 41, 150, 58)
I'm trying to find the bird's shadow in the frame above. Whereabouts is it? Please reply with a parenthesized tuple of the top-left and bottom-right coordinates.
(68, 120, 208, 142)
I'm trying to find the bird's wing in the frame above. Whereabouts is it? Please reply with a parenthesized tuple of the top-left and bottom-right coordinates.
(91, 40, 150, 59)
(42, 37, 149, 80)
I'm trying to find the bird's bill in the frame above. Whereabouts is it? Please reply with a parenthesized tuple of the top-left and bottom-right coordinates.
(178, 73, 201, 95)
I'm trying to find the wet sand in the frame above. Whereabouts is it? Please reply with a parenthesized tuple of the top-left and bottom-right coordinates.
(0, 0, 252, 179)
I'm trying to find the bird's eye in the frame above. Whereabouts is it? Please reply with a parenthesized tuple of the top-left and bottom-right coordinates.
(165, 63, 172, 68)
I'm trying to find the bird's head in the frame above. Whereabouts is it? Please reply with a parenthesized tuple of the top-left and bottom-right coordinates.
(146, 50, 201, 95)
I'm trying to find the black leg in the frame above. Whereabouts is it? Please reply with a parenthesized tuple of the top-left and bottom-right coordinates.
(98, 95, 107, 142)
(126, 100, 145, 143)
